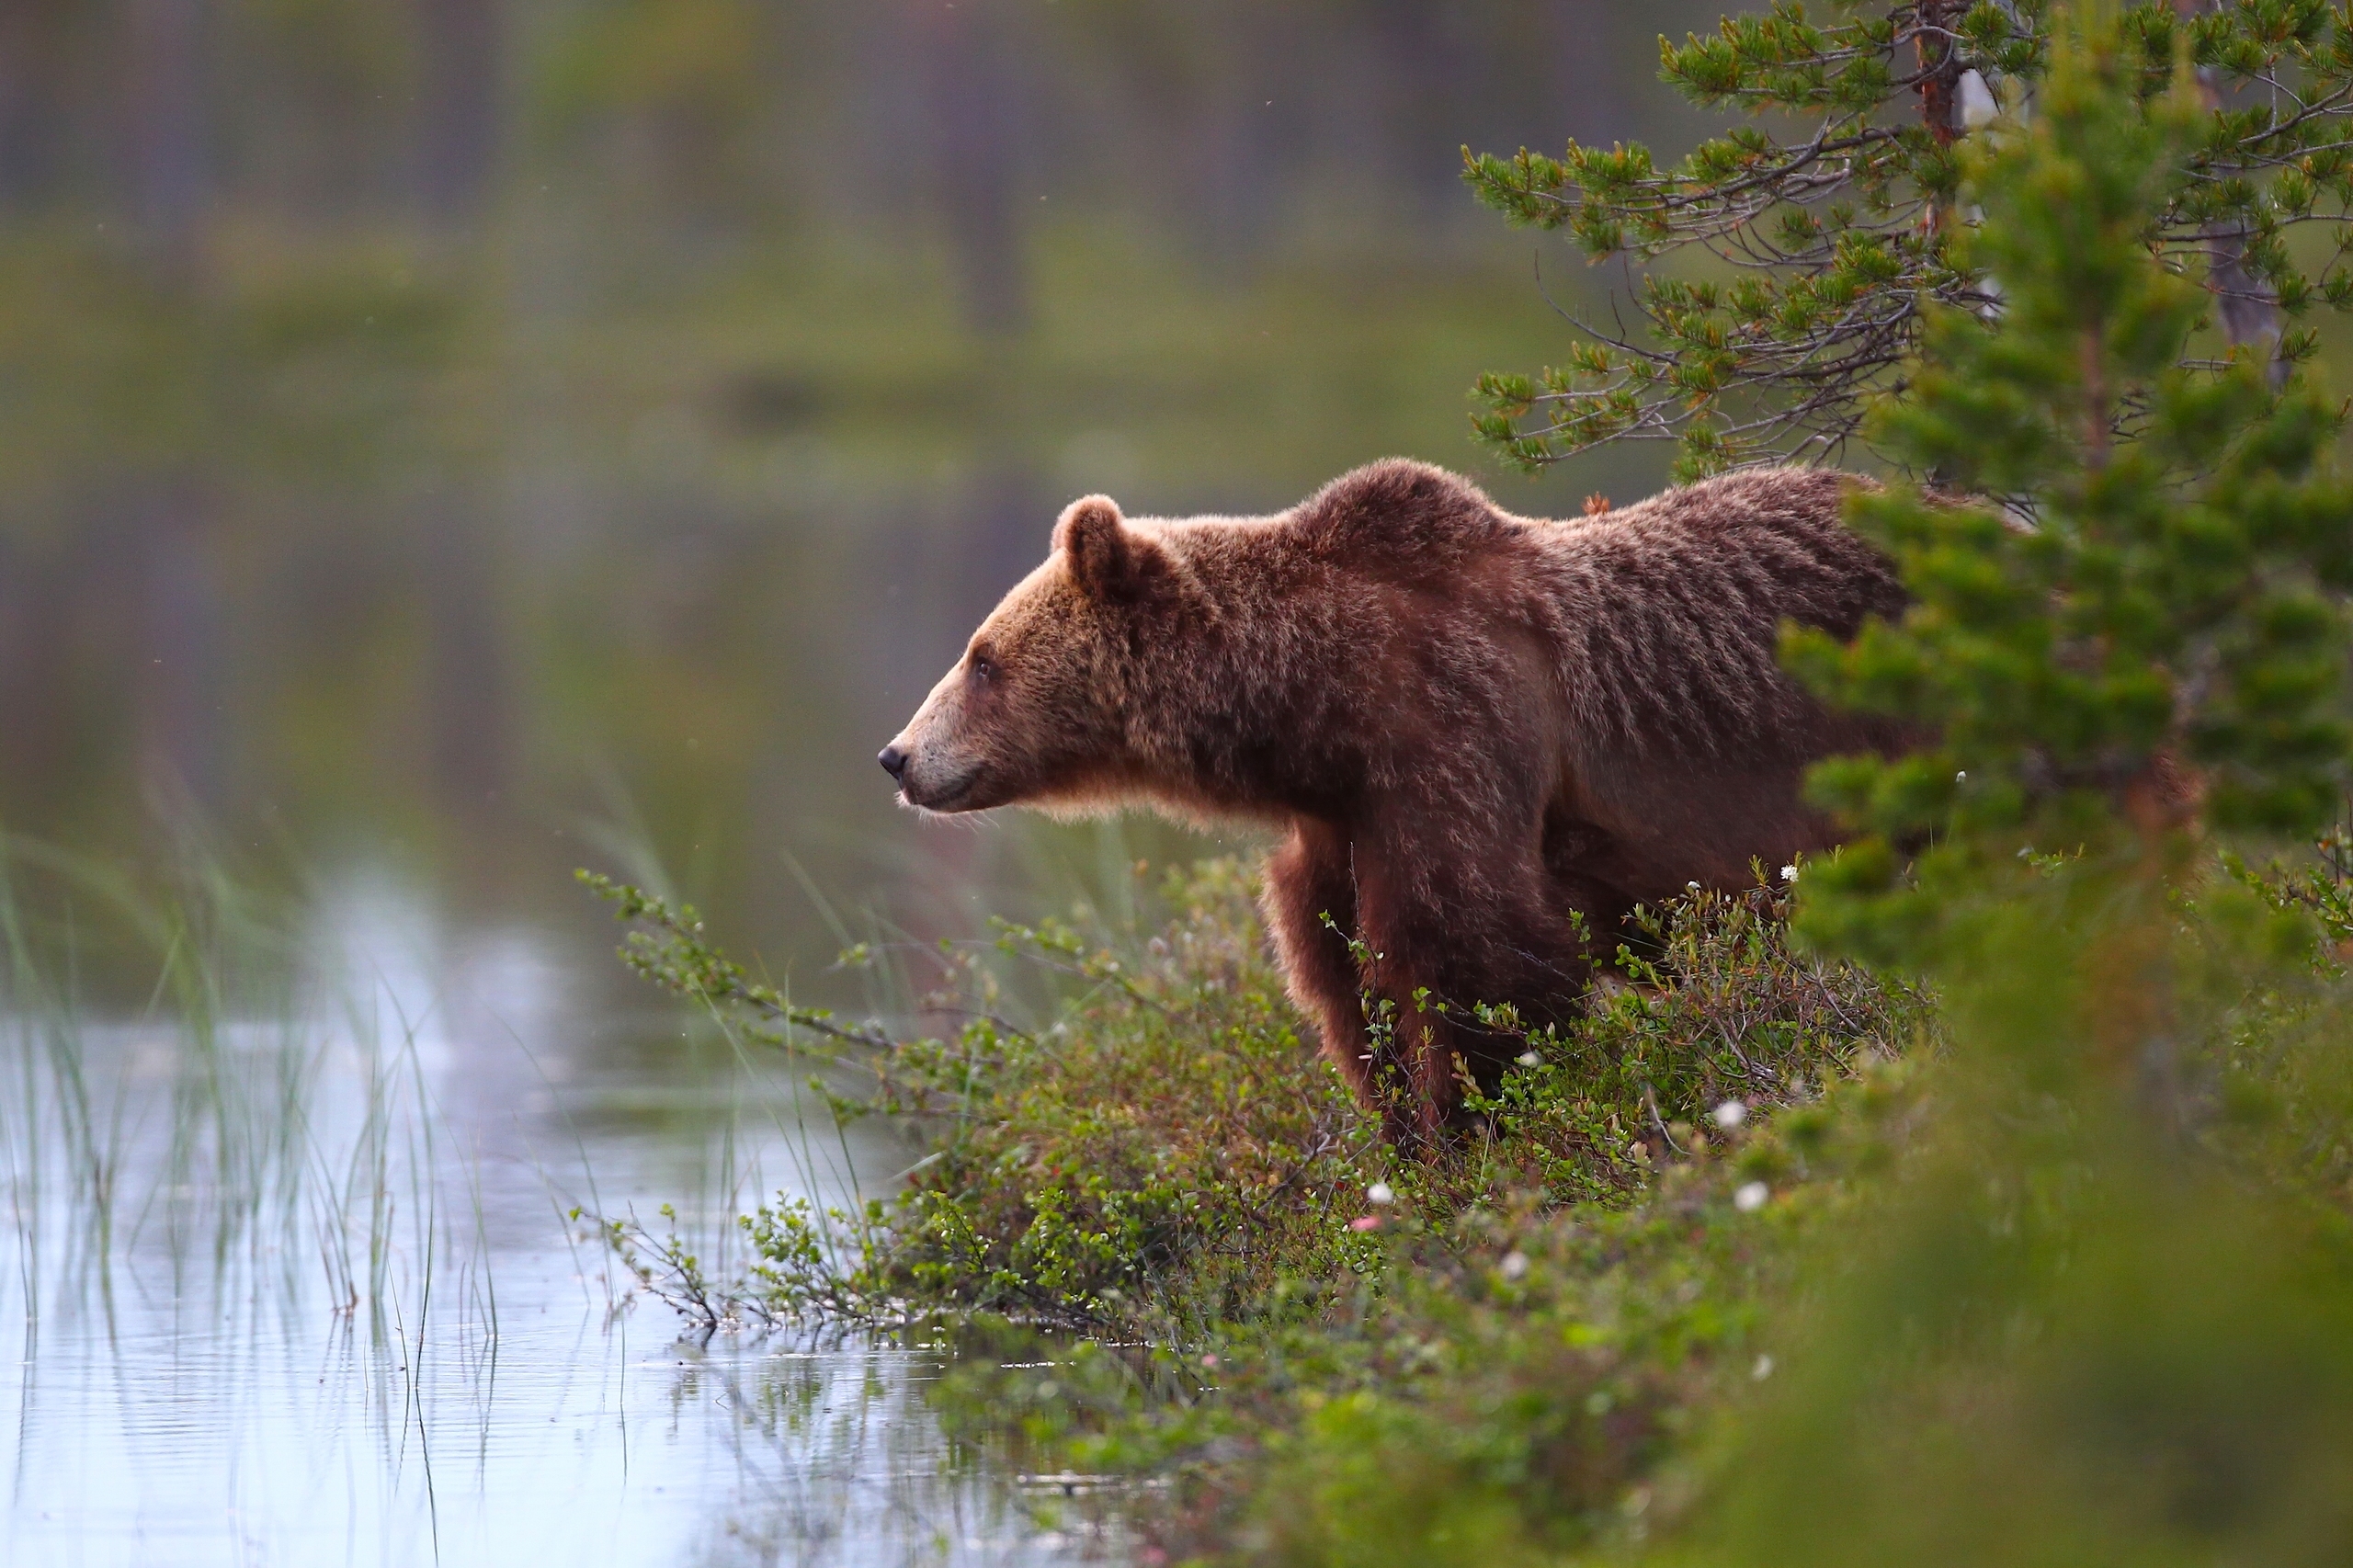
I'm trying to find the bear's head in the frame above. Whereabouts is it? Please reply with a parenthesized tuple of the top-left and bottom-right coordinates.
(881, 494, 1188, 815)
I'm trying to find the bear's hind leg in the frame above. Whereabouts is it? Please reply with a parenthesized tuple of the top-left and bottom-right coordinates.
(1540, 812, 1640, 983)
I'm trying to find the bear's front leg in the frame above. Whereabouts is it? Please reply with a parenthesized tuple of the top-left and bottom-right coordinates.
(1351, 831, 1608, 1150)
(1261, 821, 1377, 1106)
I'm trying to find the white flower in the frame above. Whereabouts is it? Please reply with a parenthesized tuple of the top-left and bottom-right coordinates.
(1517, 1051, 1542, 1068)
(1955, 770, 1968, 782)
(1752, 1353, 1775, 1381)
(1366, 1182, 1395, 1207)
(1733, 1181, 1770, 1213)
(1711, 1099, 1747, 1130)
(1779, 863, 1799, 883)
(1499, 1250, 1529, 1282)
(1686, 881, 1702, 893)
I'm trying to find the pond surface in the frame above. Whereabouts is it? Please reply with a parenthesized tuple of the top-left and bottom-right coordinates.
(0, 12, 1729, 1560)
(0, 882, 1103, 1567)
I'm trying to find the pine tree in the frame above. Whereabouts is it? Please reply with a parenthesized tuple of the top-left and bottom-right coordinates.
(1702, 25, 2353, 1562)
(1466, 1, 2353, 478)
(1784, 15, 2353, 971)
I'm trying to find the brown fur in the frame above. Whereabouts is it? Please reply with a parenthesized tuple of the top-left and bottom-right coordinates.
(882, 460, 1910, 1148)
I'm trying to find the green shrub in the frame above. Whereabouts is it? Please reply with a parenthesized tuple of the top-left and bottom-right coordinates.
(587, 858, 1921, 1340)
(853, 860, 1386, 1335)
(586, 852, 1930, 1565)
(588, 860, 1381, 1337)
(1461, 878, 1934, 1206)
(911, 1049, 1934, 1565)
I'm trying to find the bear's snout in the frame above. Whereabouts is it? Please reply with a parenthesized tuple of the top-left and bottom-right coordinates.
(881, 729, 983, 812)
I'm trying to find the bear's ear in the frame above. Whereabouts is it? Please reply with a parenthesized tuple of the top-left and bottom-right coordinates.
(1053, 495, 1165, 603)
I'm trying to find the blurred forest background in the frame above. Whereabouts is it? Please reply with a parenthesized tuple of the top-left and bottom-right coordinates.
(0, 0, 1723, 982)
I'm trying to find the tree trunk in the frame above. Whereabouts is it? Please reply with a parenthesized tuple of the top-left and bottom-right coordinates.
(1915, 0, 1966, 146)
(2174, 0, 2285, 383)
(416, 0, 501, 230)
(122, 0, 206, 269)
(0, 0, 57, 211)
(911, 0, 1027, 336)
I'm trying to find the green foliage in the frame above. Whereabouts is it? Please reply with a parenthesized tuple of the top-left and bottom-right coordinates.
(1461, 879, 1933, 1203)
(577, 869, 899, 1056)
(916, 1051, 1934, 1566)
(597, 857, 2353, 1564)
(591, 860, 1384, 1336)
(1468, 1, 2353, 476)
(904, 838, 2353, 1566)
(1215, 1062, 1928, 1568)
(1786, 17, 2353, 967)
(1693, 881, 2353, 1567)
(2207, 830, 2353, 1206)
(1692, 20, 2353, 1565)
(588, 855, 1926, 1563)
(587, 860, 1919, 1342)
(859, 865, 1382, 1335)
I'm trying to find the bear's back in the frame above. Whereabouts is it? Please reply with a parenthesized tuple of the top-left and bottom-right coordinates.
(1521, 467, 1904, 760)
(1161, 460, 1902, 763)
(1565, 467, 1899, 637)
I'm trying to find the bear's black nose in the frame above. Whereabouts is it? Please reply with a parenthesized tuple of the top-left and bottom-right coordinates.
(878, 744, 909, 782)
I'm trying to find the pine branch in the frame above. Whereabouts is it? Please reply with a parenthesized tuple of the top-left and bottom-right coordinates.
(1472, 2, 2353, 475)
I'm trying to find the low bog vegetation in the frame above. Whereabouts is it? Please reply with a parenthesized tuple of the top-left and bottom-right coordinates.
(585, 856, 1936, 1554)
(589, 827, 2353, 1564)
(583, 856, 1926, 1325)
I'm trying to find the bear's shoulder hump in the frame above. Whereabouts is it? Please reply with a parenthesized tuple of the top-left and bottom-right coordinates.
(1290, 459, 1503, 559)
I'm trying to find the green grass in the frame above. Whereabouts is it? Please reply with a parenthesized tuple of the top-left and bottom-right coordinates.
(0, 837, 501, 1354)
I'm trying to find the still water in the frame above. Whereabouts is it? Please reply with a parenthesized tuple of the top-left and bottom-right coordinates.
(0, 876, 1099, 1567)
(0, 7, 1731, 1559)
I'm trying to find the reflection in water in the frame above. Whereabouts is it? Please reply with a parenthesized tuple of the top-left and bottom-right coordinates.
(5, 1298, 1086, 1565)
(0, 874, 1086, 1566)
(0, 6, 1729, 1559)
(0, 0, 1718, 988)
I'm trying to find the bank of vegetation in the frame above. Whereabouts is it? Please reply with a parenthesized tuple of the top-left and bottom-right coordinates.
(596, 10, 2353, 1564)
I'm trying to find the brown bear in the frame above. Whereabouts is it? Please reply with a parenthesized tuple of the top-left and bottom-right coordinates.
(880, 460, 1908, 1147)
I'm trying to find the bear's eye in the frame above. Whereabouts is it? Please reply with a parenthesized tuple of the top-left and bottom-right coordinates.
(969, 653, 995, 684)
